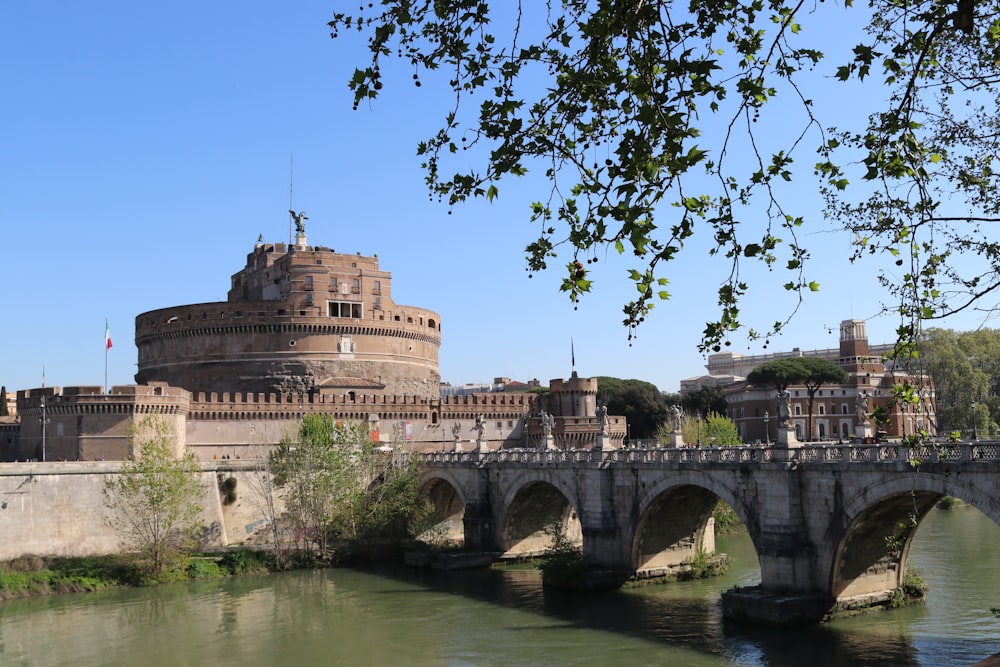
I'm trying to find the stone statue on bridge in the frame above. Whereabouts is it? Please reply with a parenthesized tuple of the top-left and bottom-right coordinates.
(597, 405, 608, 435)
(777, 390, 791, 426)
(855, 392, 870, 425)
(671, 404, 683, 432)
(541, 411, 553, 437)
(473, 414, 486, 442)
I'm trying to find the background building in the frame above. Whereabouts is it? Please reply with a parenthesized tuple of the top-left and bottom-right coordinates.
(720, 319, 936, 443)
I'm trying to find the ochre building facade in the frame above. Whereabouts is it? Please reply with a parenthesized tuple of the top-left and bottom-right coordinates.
(720, 319, 936, 443)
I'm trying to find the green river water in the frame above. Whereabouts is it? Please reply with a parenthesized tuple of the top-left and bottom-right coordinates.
(1, 506, 997, 666)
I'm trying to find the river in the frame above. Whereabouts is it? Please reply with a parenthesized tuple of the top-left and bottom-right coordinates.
(1, 506, 997, 666)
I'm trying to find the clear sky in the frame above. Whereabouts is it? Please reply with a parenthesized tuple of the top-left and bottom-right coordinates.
(2, 2, 994, 398)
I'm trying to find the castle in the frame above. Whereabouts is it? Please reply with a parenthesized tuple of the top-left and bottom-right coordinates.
(8, 222, 625, 461)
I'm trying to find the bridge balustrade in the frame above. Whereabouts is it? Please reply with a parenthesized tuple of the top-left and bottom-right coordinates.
(415, 441, 1000, 467)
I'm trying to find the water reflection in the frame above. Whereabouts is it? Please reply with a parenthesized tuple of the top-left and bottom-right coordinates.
(0, 508, 996, 666)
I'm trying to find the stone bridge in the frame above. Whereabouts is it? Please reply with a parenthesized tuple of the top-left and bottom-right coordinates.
(414, 441, 1000, 626)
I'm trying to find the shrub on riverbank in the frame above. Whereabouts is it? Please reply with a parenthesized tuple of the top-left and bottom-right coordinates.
(890, 570, 928, 609)
(0, 549, 287, 598)
(0, 556, 143, 599)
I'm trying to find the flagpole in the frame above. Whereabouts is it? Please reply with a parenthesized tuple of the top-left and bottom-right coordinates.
(104, 319, 112, 394)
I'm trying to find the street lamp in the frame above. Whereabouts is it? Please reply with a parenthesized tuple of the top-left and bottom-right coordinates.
(39, 398, 50, 462)
(971, 400, 979, 441)
(763, 411, 770, 446)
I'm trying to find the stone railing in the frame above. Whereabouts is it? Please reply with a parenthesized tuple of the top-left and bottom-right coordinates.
(417, 441, 1000, 466)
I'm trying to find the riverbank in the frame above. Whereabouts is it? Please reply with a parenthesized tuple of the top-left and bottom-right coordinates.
(0, 550, 277, 600)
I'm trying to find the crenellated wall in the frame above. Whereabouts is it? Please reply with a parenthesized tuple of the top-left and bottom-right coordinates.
(13, 385, 190, 462)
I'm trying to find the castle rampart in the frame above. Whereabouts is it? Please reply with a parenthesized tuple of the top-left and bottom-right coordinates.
(4, 228, 625, 461)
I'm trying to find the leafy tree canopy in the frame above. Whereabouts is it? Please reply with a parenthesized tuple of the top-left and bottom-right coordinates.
(703, 411, 744, 445)
(331, 0, 1000, 352)
(596, 376, 671, 438)
(271, 415, 423, 557)
(797, 356, 849, 390)
(917, 327, 1000, 435)
(672, 410, 742, 445)
(681, 384, 729, 417)
(746, 357, 809, 392)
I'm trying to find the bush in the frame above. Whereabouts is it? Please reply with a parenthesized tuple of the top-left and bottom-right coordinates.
(936, 496, 964, 509)
(712, 500, 744, 534)
(186, 558, 225, 579)
(220, 550, 273, 575)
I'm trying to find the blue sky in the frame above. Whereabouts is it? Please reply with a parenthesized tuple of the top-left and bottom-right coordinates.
(2, 2, 992, 397)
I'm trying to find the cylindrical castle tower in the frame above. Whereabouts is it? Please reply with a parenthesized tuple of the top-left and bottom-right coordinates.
(135, 234, 441, 400)
(548, 373, 598, 417)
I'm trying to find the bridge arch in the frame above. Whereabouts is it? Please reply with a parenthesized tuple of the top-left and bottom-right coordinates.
(414, 471, 467, 546)
(825, 471, 1000, 602)
(497, 471, 582, 559)
(630, 470, 759, 576)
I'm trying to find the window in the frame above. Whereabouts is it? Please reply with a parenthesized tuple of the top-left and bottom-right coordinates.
(328, 301, 363, 318)
(304, 276, 313, 290)
(373, 280, 381, 295)
(794, 405, 801, 415)
(351, 278, 360, 294)
(330, 277, 338, 290)
(818, 404, 825, 415)
(374, 297, 382, 310)
(304, 292, 313, 305)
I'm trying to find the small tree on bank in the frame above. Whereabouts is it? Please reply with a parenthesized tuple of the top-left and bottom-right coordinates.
(270, 415, 424, 559)
(242, 442, 290, 569)
(672, 411, 742, 446)
(103, 416, 204, 579)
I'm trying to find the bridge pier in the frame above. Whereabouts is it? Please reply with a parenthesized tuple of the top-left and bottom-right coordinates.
(462, 499, 496, 551)
(417, 445, 1000, 627)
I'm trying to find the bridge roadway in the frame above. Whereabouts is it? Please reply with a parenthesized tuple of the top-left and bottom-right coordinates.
(414, 440, 1000, 626)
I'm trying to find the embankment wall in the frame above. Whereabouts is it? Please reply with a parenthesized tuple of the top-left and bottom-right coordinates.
(0, 463, 271, 560)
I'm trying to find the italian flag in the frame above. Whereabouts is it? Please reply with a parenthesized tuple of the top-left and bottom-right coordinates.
(105, 320, 113, 350)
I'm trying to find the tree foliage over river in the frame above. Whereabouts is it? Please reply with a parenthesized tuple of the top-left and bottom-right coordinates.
(331, 0, 1000, 354)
